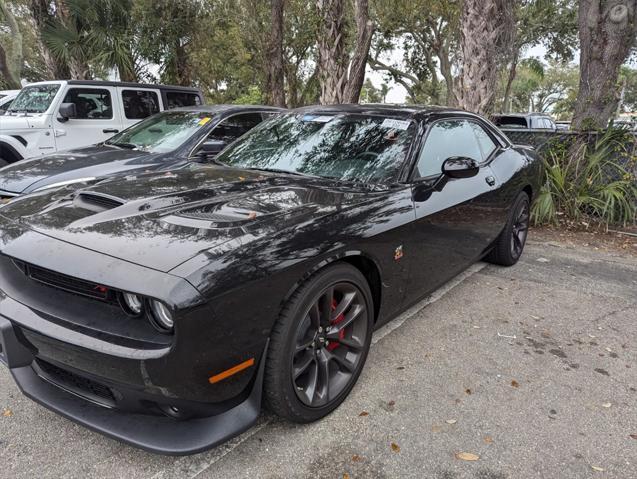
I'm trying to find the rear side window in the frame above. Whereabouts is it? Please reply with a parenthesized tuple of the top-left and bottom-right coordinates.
(416, 119, 483, 178)
(493, 116, 527, 129)
(62, 88, 112, 119)
(122, 90, 160, 119)
(208, 113, 263, 142)
(165, 91, 201, 109)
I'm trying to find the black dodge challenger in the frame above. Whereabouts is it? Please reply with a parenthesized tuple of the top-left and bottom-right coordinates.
(0, 105, 541, 455)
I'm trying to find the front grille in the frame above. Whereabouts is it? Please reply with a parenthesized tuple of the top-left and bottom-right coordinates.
(36, 359, 116, 406)
(13, 259, 113, 301)
(75, 192, 123, 211)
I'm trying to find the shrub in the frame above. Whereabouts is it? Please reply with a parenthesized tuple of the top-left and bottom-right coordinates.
(532, 128, 637, 227)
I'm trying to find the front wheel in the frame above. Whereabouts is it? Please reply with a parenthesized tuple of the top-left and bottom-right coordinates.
(264, 263, 373, 423)
(485, 191, 530, 266)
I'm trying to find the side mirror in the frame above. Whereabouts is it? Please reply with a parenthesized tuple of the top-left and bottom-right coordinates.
(196, 139, 227, 160)
(58, 102, 77, 122)
(441, 157, 479, 179)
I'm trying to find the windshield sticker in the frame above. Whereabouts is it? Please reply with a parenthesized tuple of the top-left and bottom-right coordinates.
(302, 115, 334, 123)
(198, 117, 211, 126)
(381, 118, 411, 130)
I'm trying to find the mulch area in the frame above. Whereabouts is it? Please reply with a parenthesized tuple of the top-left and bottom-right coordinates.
(530, 224, 637, 257)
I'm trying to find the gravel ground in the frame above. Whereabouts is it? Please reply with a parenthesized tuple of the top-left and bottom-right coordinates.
(1, 239, 636, 479)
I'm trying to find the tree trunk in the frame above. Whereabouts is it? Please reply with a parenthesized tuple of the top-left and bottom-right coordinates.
(501, 49, 520, 113)
(266, 0, 286, 107)
(0, 0, 23, 89)
(343, 0, 374, 103)
(454, 0, 515, 114)
(572, 0, 637, 130)
(317, 0, 374, 105)
(316, 0, 347, 104)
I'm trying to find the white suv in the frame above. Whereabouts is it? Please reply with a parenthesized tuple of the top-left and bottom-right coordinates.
(0, 80, 203, 165)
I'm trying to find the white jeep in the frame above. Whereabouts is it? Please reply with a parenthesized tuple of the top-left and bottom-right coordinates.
(0, 80, 203, 166)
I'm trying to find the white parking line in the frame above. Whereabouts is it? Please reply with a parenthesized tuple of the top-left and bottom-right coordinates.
(153, 261, 488, 479)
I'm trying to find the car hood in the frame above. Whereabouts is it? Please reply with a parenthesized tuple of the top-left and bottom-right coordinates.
(0, 166, 372, 272)
(0, 145, 165, 194)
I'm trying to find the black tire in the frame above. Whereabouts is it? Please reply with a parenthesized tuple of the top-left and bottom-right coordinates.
(0, 143, 22, 166)
(485, 191, 530, 266)
(264, 263, 373, 423)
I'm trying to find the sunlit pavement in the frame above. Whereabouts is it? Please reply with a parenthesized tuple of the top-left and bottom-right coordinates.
(1, 240, 636, 479)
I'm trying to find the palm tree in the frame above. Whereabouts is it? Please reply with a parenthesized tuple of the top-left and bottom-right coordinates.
(42, 0, 137, 81)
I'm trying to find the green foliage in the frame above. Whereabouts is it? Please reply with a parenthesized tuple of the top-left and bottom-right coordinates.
(232, 86, 265, 105)
(532, 128, 637, 227)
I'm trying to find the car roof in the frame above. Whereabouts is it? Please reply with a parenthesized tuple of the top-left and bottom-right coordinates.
(290, 103, 470, 120)
(168, 104, 285, 115)
(24, 79, 201, 93)
(493, 112, 551, 118)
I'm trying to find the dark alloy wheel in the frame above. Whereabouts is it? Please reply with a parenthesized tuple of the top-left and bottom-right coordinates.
(292, 282, 369, 407)
(264, 263, 373, 423)
(485, 191, 530, 266)
(510, 198, 529, 260)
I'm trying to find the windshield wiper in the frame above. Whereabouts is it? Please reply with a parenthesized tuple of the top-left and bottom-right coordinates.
(110, 142, 138, 150)
(243, 167, 319, 178)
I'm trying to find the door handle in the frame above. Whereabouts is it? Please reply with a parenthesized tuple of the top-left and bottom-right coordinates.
(102, 128, 119, 134)
(485, 176, 496, 186)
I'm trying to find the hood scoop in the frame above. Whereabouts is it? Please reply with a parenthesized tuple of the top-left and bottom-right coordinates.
(74, 192, 124, 212)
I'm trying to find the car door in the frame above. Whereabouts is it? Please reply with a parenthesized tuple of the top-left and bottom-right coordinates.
(53, 85, 121, 151)
(118, 87, 162, 130)
(403, 117, 507, 302)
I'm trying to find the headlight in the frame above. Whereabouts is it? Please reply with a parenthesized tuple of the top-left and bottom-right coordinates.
(120, 292, 144, 316)
(32, 177, 97, 192)
(149, 300, 174, 333)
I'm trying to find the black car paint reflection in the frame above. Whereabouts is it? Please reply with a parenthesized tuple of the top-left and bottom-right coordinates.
(0, 105, 542, 454)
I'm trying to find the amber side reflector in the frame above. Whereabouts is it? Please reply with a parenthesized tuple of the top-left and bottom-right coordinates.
(208, 358, 255, 384)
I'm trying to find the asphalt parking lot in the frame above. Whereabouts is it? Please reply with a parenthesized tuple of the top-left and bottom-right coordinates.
(1, 238, 636, 479)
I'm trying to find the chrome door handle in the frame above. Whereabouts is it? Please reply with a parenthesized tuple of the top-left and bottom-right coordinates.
(486, 176, 496, 186)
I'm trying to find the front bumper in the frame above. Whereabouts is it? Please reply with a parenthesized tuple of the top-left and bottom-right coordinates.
(0, 315, 266, 455)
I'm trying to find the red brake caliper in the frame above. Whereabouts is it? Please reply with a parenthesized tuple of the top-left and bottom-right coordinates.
(328, 299, 346, 351)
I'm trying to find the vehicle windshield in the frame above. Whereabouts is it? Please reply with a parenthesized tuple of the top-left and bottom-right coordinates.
(216, 113, 415, 183)
(7, 84, 61, 113)
(105, 110, 215, 153)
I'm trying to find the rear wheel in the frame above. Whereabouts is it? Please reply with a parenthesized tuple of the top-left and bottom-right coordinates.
(264, 263, 373, 423)
(486, 191, 530, 266)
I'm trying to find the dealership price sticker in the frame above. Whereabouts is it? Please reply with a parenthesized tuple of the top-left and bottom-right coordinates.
(381, 118, 411, 130)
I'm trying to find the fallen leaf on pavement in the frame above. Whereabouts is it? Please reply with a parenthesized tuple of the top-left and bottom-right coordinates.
(391, 442, 400, 453)
(465, 388, 472, 395)
(359, 411, 369, 417)
(2, 408, 12, 417)
(446, 419, 457, 424)
(352, 455, 362, 462)
(343, 473, 350, 479)
(455, 452, 479, 461)
(591, 466, 604, 472)
(431, 425, 442, 433)
(484, 436, 494, 444)
(511, 380, 520, 388)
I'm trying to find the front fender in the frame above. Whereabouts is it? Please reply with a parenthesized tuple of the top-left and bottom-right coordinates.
(0, 135, 27, 162)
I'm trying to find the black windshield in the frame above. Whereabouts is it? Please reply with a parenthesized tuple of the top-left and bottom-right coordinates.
(216, 113, 415, 183)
